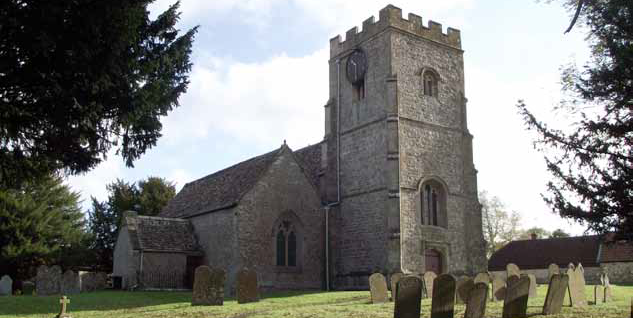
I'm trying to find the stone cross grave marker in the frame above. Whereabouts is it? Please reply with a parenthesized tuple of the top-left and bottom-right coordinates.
(0, 275, 12, 296)
(192, 266, 225, 306)
(567, 263, 587, 308)
(548, 264, 560, 281)
(492, 276, 506, 301)
(430, 274, 456, 318)
(57, 296, 72, 318)
(527, 274, 537, 298)
(369, 273, 388, 304)
(62, 270, 80, 295)
(424, 272, 437, 301)
(506, 263, 520, 280)
(393, 275, 423, 318)
(37, 265, 62, 296)
(456, 276, 475, 304)
(502, 275, 530, 318)
(236, 268, 259, 304)
(542, 273, 569, 315)
(465, 282, 489, 318)
(390, 272, 404, 301)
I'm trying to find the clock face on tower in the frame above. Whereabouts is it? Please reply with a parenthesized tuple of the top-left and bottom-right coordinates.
(346, 49, 367, 85)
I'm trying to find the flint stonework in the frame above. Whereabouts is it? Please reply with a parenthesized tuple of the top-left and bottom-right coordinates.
(390, 272, 404, 301)
(542, 274, 569, 315)
(465, 282, 489, 318)
(236, 268, 259, 304)
(430, 274, 456, 318)
(393, 276, 423, 318)
(502, 275, 530, 318)
(369, 273, 388, 304)
(192, 266, 225, 306)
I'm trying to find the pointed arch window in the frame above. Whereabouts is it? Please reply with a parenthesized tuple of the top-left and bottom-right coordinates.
(275, 220, 298, 267)
(420, 179, 447, 228)
(423, 70, 439, 97)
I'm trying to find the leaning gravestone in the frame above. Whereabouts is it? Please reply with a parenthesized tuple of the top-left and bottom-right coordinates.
(502, 275, 530, 318)
(236, 268, 259, 304)
(390, 272, 404, 301)
(548, 264, 560, 281)
(474, 272, 491, 284)
(430, 274, 456, 318)
(0, 275, 12, 296)
(527, 274, 537, 298)
(393, 275, 423, 318)
(369, 273, 388, 304)
(506, 263, 521, 279)
(192, 266, 225, 306)
(36, 265, 62, 296)
(62, 270, 80, 295)
(492, 276, 506, 301)
(424, 272, 437, 301)
(465, 282, 489, 318)
(456, 276, 475, 304)
(567, 263, 587, 308)
(543, 273, 569, 315)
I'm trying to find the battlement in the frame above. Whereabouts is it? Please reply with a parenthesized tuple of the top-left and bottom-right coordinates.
(330, 4, 461, 57)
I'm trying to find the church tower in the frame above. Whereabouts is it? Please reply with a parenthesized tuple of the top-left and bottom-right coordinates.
(322, 5, 486, 289)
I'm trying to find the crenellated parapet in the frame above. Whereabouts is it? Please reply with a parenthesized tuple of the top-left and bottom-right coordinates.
(330, 4, 461, 57)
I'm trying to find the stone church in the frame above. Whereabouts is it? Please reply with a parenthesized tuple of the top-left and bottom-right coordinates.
(113, 4, 487, 292)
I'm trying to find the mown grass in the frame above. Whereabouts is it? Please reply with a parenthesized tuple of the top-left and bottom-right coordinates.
(0, 285, 631, 318)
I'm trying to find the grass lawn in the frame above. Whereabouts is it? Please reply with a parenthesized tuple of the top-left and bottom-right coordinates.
(0, 285, 631, 318)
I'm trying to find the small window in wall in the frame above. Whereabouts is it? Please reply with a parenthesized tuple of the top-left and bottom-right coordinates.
(420, 179, 447, 228)
(423, 71, 438, 97)
(274, 219, 299, 267)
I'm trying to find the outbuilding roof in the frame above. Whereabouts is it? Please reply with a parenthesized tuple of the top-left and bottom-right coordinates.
(124, 213, 201, 254)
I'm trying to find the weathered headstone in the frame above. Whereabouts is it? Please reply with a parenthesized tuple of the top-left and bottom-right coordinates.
(543, 274, 569, 315)
(192, 266, 225, 306)
(567, 263, 587, 308)
(492, 276, 506, 301)
(430, 274, 456, 318)
(577, 263, 586, 286)
(502, 275, 530, 318)
(390, 272, 404, 301)
(465, 282, 489, 318)
(527, 274, 537, 298)
(78, 271, 106, 292)
(57, 295, 72, 318)
(0, 275, 12, 296)
(424, 272, 437, 301)
(394, 276, 423, 318)
(548, 264, 560, 281)
(456, 276, 475, 304)
(61, 270, 80, 295)
(506, 263, 520, 279)
(36, 265, 62, 296)
(22, 281, 35, 295)
(369, 273, 388, 304)
(473, 272, 491, 284)
(594, 285, 605, 304)
(236, 268, 259, 304)
(605, 285, 612, 302)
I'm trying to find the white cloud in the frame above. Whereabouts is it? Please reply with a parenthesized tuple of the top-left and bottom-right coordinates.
(66, 149, 125, 210)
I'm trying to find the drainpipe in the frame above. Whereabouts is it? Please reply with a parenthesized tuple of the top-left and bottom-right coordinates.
(139, 250, 144, 288)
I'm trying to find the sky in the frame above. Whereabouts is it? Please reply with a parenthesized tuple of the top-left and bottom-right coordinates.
(68, 0, 593, 235)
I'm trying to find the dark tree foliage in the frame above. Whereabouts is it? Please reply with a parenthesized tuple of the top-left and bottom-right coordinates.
(87, 176, 175, 270)
(0, 174, 86, 280)
(518, 0, 633, 238)
(0, 1, 198, 187)
(550, 229, 571, 238)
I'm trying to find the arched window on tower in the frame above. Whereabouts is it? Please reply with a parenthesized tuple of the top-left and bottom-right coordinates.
(423, 70, 439, 97)
(420, 179, 447, 228)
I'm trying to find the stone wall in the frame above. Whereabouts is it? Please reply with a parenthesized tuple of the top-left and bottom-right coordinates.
(141, 252, 187, 289)
(601, 262, 633, 285)
(490, 266, 603, 285)
(112, 226, 140, 289)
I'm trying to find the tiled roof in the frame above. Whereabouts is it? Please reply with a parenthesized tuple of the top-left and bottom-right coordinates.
(293, 142, 323, 189)
(488, 235, 602, 271)
(159, 147, 281, 218)
(600, 240, 633, 263)
(125, 214, 200, 253)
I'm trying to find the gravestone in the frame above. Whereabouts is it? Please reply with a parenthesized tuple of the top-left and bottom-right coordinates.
(424, 272, 437, 301)
(456, 276, 475, 304)
(393, 275, 423, 318)
(492, 276, 506, 301)
(192, 266, 225, 306)
(548, 264, 560, 281)
(527, 274, 537, 298)
(36, 265, 62, 296)
(577, 263, 586, 286)
(390, 272, 404, 301)
(236, 268, 259, 304)
(57, 295, 72, 318)
(78, 271, 107, 292)
(22, 281, 35, 295)
(594, 285, 605, 304)
(542, 274, 569, 315)
(502, 275, 530, 318)
(604, 285, 612, 302)
(430, 274, 456, 318)
(465, 282, 489, 318)
(62, 270, 80, 295)
(0, 275, 12, 296)
(473, 272, 490, 284)
(567, 263, 587, 308)
(369, 273, 388, 304)
(506, 263, 520, 279)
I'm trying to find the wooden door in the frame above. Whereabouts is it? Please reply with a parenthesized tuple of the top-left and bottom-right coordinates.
(425, 249, 442, 274)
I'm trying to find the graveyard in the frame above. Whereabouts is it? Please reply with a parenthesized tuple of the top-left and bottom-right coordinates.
(0, 285, 631, 318)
